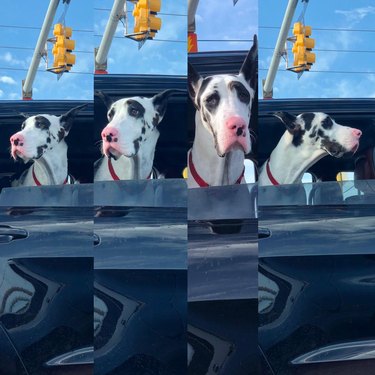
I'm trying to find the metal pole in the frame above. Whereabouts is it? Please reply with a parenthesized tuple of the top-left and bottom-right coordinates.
(263, 0, 299, 99)
(22, 0, 60, 99)
(188, 0, 199, 33)
(95, 0, 126, 73)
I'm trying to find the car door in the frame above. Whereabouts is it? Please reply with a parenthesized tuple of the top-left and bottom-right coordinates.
(258, 180, 375, 375)
(94, 179, 187, 375)
(188, 183, 258, 374)
(0, 184, 93, 375)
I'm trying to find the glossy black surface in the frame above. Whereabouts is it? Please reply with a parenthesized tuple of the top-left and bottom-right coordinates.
(0, 257, 93, 375)
(259, 192, 375, 374)
(0, 101, 94, 185)
(94, 75, 188, 178)
(94, 180, 187, 374)
(188, 184, 258, 374)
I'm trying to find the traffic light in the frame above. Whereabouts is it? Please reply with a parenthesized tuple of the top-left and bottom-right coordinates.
(132, 0, 162, 40)
(291, 22, 315, 72)
(51, 23, 76, 73)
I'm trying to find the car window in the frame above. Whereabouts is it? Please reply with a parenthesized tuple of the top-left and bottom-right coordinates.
(259, 180, 375, 206)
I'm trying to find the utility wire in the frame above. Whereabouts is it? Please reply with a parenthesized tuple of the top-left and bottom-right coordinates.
(260, 26, 375, 33)
(0, 66, 92, 75)
(94, 7, 187, 16)
(261, 47, 375, 54)
(0, 24, 92, 33)
(259, 68, 375, 75)
(0, 45, 93, 54)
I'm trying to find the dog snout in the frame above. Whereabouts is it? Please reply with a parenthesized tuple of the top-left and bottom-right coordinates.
(352, 128, 362, 138)
(10, 132, 25, 146)
(226, 116, 247, 137)
(101, 126, 119, 143)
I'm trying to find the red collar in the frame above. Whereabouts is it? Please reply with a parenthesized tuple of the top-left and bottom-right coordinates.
(32, 165, 68, 186)
(107, 157, 152, 180)
(188, 150, 244, 187)
(266, 158, 279, 186)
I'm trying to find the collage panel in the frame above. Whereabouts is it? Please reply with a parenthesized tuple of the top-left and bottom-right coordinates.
(0, 1, 95, 374)
(93, 1, 188, 374)
(258, 1, 375, 374)
(187, 1, 259, 374)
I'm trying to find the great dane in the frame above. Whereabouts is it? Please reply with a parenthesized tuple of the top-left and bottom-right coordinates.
(94, 90, 181, 181)
(10, 105, 86, 186)
(258, 111, 362, 186)
(187, 35, 257, 187)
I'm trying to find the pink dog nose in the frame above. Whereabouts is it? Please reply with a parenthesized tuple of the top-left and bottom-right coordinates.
(352, 128, 362, 138)
(226, 116, 247, 137)
(10, 133, 25, 146)
(101, 127, 119, 143)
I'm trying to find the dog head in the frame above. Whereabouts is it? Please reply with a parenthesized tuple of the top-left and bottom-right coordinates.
(97, 90, 181, 159)
(274, 111, 362, 157)
(10, 104, 86, 163)
(188, 35, 257, 157)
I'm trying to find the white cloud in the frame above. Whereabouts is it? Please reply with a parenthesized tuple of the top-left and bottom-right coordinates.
(335, 6, 375, 25)
(0, 76, 16, 85)
(0, 89, 3, 98)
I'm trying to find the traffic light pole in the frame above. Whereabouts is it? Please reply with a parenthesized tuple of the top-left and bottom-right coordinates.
(95, 0, 126, 74)
(22, 0, 61, 100)
(262, 0, 298, 99)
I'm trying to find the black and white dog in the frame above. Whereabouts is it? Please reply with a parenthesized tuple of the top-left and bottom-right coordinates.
(94, 90, 181, 181)
(258, 111, 362, 186)
(187, 35, 257, 187)
(10, 105, 86, 186)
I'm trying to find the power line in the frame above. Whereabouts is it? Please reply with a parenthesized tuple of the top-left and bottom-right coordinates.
(260, 25, 375, 33)
(261, 47, 375, 54)
(0, 66, 92, 75)
(94, 7, 187, 16)
(0, 45, 93, 54)
(259, 68, 375, 75)
(199, 39, 253, 42)
(94, 34, 185, 43)
(0, 24, 92, 33)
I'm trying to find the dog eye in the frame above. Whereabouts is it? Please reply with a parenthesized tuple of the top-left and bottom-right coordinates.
(130, 108, 140, 116)
(206, 94, 219, 106)
(239, 90, 250, 101)
(35, 122, 41, 129)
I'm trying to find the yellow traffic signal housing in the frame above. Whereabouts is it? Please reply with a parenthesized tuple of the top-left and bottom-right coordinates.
(290, 22, 315, 73)
(50, 23, 76, 73)
(131, 0, 162, 41)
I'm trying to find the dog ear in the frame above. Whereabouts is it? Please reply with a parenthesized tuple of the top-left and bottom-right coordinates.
(273, 111, 300, 134)
(152, 89, 185, 119)
(188, 62, 202, 103)
(60, 104, 87, 134)
(95, 90, 113, 109)
(240, 34, 258, 90)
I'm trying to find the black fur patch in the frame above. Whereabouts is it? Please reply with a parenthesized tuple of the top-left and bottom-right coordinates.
(57, 128, 65, 142)
(196, 76, 213, 108)
(127, 100, 145, 118)
(321, 138, 346, 157)
(141, 126, 146, 134)
(292, 128, 305, 147)
(205, 91, 220, 113)
(322, 116, 333, 129)
(133, 136, 142, 153)
(47, 137, 51, 143)
(228, 81, 251, 104)
(36, 146, 44, 157)
(34, 116, 51, 130)
(108, 107, 115, 119)
(152, 113, 160, 127)
(301, 113, 315, 131)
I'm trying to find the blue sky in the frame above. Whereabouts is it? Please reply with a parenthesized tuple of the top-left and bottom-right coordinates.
(94, 0, 186, 75)
(194, 0, 257, 53)
(0, 0, 93, 100)
(260, 1, 375, 98)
